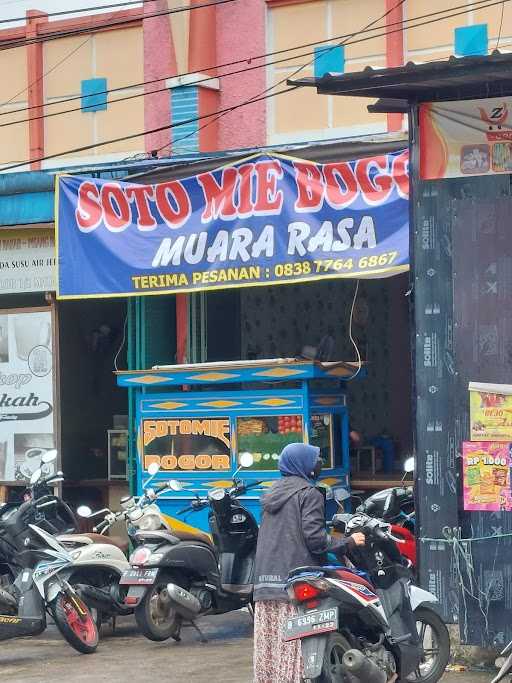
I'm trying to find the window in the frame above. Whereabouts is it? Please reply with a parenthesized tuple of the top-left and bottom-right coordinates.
(81, 78, 108, 112)
(310, 414, 335, 468)
(142, 417, 231, 472)
(454, 24, 488, 57)
(171, 86, 199, 153)
(314, 45, 345, 79)
(237, 415, 303, 471)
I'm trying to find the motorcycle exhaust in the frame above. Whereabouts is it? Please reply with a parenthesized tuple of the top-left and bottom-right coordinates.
(342, 649, 387, 683)
(76, 584, 131, 614)
(166, 583, 202, 621)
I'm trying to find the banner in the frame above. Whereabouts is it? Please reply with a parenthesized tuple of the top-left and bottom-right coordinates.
(420, 96, 512, 179)
(0, 309, 54, 482)
(469, 382, 512, 441)
(463, 441, 512, 511)
(56, 151, 409, 299)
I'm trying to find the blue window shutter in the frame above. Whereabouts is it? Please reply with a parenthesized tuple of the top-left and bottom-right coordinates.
(314, 45, 345, 79)
(81, 78, 108, 112)
(454, 24, 488, 57)
(171, 86, 199, 153)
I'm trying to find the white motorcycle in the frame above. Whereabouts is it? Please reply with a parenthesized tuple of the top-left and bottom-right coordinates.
(58, 463, 179, 627)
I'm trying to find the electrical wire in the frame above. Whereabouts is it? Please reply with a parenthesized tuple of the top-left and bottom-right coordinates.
(1, 36, 91, 107)
(0, 0, 504, 120)
(346, 280, 363, 381)
(113, 313, 128, 371)
(0, 0, 235, 51)
(498, 1, 506, 48)
(0, 0, 155, 26)
(0, 86, 296, 172)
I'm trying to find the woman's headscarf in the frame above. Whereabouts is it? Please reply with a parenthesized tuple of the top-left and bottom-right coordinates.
(278, 442, 320, 481)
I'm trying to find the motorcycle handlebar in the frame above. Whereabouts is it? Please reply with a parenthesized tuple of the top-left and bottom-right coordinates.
(93, 519, 110, 534)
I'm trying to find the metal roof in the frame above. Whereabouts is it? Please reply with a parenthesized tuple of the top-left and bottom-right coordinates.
(289, 51, 512, 103)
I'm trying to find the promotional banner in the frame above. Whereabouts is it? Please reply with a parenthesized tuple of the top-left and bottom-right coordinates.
(462, 441, 512, 511)
(420, 96, 512, 179)
(0, 309, 54, 482)
(57, 151, 409, 299)
(469, 382, 512, 441)
(0, 228, 56, 294)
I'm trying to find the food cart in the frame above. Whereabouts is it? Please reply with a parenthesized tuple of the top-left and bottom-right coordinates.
(116, 358, 365, 535)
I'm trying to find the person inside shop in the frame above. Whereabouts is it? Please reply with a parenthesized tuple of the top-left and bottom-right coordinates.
(252, 442, 366, 683)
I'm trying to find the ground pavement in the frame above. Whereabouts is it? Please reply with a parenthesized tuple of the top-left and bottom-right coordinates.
(0, 612, 496, 682)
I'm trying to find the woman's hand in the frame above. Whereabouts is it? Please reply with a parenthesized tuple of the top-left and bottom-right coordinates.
(351, 532, 366, 547)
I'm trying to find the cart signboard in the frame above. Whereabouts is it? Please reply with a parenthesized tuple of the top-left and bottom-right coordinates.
(462, 441, 512, 511)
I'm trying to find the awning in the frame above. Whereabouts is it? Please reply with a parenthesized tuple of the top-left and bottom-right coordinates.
(289, 51, 512, 104)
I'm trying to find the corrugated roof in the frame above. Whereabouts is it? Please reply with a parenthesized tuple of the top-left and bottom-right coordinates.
(290, 51, 512, 103)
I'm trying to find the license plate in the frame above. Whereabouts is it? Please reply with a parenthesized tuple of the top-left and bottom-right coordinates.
(119, 568, 158, 585)
(284, 607, 338, 641)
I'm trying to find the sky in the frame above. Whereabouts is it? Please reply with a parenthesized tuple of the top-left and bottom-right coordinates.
(0, 0, 141, 25)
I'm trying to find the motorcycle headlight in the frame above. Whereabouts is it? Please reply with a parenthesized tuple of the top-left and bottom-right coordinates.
(137, 513, 162, 531)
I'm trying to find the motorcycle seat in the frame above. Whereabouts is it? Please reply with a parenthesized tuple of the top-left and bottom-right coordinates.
(171, 528, 214, 548)
(59, 533, 129, 553)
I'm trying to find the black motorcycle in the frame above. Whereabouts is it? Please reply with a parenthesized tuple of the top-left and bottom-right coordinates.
(285, 509, 450, 683)
(0, 467, 99, 653)
(121, 454, 259, 642)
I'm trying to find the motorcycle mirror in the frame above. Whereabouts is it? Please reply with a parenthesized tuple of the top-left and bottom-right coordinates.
(147, 463, 160, 476)
(41, 449, 58, 464)
(239, 452, 254, 468)
(168, 480, 183, 492)
(403, 457, 415, 473)
(77, 505, 92, 518)
(30, 468, 42, 485)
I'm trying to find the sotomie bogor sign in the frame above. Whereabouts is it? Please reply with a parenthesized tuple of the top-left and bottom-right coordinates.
(56, 151, 409, 299)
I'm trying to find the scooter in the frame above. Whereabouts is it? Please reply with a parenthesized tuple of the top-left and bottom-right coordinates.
(59, 463, 178, 628)
(122, 452, 259, 642)
(0, 456, 99, 653)
(356, 456, 416, 567)
(285, 505, 450, 683)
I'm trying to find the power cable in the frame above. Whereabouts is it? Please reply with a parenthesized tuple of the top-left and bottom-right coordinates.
(1, 36, 91, 107)
(0, 0, 157, 26)
(498, 1, 506, 48)
(0, 0, 235, 51)
(0, 86, 296, 172)
(0, 0, 504, 119)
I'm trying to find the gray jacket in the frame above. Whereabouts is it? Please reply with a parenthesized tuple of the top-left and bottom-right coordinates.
(253, 475, 355, 602)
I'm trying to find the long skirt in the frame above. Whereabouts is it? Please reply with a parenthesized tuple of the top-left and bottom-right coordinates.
(253, 600, 302, 683)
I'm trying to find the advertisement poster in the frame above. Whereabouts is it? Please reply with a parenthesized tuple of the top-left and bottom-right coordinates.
(463, 441, 512, 511)
(469, 382, 512, 441)
(0, 228, 56, 294)
(420, 96, 512, 179)
(0, 309, 54, 482)
(57, 151, 409, 299)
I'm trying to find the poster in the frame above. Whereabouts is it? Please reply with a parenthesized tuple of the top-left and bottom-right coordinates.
(420, 96, 512, 179)
(57, 151, 409, 299)
(469, 382, 512, 441)
(0, 309, 54, 482)
(462, 441, 512, 511)
(0, 228, 56, 294)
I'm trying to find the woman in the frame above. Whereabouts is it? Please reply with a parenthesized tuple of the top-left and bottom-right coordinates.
(253, 442, 365, 683)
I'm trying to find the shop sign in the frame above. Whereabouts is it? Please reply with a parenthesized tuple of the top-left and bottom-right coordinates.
(0, 228, 56, 294)
(420, 96, 512, 179)
(142, 418, 231, 471)
(469, 382, 512, 441)
(57, 151, 409, 299)
(0, 309, 54, 482)
(462, 441, 512, 511)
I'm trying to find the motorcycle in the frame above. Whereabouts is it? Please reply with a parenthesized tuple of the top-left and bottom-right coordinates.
(122, 452, 259, 642)
(492, 640, 512, 683)
(284, 506, 450, 683)
(356, 457, 416, 567)
(61, 462, 178, 629)
(0, 455, 99, 654)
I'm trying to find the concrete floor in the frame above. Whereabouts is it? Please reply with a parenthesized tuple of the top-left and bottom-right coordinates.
(0, 612, 497, 683)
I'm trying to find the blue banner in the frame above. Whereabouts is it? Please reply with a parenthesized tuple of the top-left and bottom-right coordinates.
(56, 151, 409, 299)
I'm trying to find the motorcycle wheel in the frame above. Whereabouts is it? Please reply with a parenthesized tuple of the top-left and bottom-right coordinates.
(134, 572, 183, 642)
(406, 607, 450, 683)
(312, 632, 352, 682)
(51, 592, 99, 654)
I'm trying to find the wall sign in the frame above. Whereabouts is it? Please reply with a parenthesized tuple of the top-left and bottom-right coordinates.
(57, 151, 409, 299)
(0, 309, 54, 482)
(0, 228, 56, 294)
(463, 441, 512, 511)
(420, 96, 512, 179)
